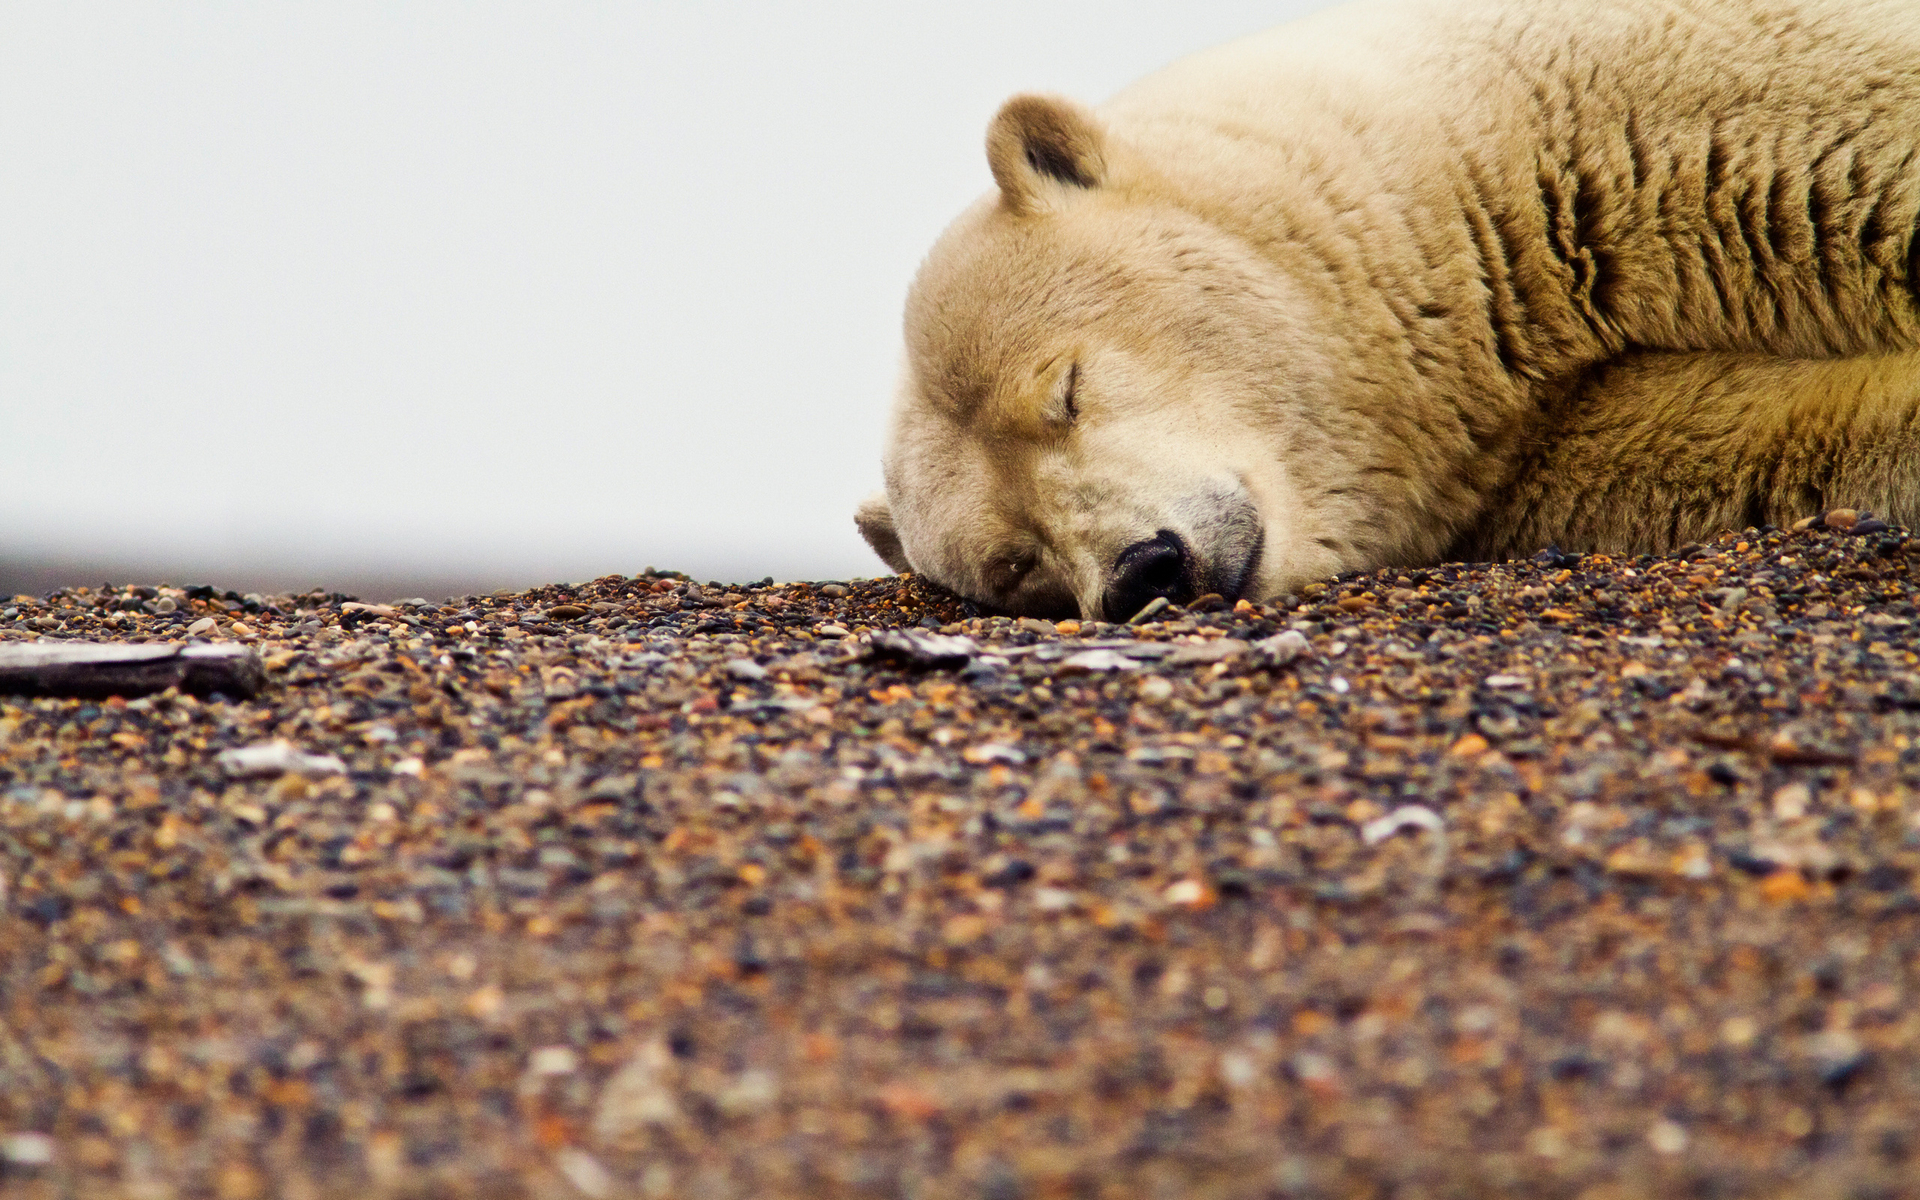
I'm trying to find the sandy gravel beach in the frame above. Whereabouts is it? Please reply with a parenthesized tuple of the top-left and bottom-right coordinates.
(3, 513, 1919, 1198)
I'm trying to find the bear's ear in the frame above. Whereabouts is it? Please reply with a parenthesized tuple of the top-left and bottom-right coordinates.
(987, 94, 1107, 214)
(855, 492, 911, 574)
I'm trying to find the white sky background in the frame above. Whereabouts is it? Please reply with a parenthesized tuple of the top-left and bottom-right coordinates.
(1, 2, 1330, 595)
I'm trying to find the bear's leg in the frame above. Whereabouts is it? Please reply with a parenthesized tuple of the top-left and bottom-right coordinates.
(1456, 351, 1920, 561)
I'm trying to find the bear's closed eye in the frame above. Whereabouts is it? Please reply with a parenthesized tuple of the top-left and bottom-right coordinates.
(1047, 362, 1079, 425)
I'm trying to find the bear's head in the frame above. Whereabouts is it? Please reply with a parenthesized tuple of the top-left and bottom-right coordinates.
(858, 94, 1357, 621)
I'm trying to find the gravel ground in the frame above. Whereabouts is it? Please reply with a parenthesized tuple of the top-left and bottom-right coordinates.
(3, 513, 1920, 1199)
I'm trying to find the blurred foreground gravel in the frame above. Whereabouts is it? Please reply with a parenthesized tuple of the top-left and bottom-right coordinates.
(4, 514, 1920, 1198)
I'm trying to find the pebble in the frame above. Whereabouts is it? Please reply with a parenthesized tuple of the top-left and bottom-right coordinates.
(866, 629, 977, 668)
(1647, 1120, 1690, 1155)
(1251, 629, 1311, 667)
(1166, 639, 1249, 666)
(555, 1148, 615, 1199)
(185, 616, 216, 636)
(215, 740, 347, 778)
(528, 1045, 579, 1076)
(1126, 596, 1171, 624)
(1359, 804, 1446, 845)
(1162, 879, 1210, 907)
(1, 1132, 54, 1167)
(1802, 1030, 1870, 1085)
(1056, 648, 1138, 673)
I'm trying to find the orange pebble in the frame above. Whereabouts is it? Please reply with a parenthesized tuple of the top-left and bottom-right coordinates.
(1759, 869, 1812, 904)
(876, 1082, 943, 1121)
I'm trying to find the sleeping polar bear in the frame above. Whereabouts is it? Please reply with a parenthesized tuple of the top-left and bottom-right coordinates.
(855, 0, 1920, 621)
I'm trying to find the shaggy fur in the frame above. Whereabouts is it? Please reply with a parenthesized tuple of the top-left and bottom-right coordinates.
(859, 0, 1920, 619)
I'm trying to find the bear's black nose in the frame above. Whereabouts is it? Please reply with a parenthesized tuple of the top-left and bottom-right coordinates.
(1106, 530, 1192, 622)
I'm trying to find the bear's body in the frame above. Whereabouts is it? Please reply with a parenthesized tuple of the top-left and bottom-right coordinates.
(859, 0, 1920, 620)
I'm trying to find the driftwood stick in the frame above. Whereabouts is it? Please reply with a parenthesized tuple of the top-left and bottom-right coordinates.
(0, 642, 265, 700)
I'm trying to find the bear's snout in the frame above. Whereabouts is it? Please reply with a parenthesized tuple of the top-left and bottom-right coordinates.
(1105, 530, 1193, 622)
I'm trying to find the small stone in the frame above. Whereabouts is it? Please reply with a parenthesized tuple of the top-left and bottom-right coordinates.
(186, 617, 217, 637)
(1526, 1127, 1569, 1159)
(548, 604, 590, 620)
(962, 743, 1026, 765)
(814, 624, 850, 638)
(1772, 784, 1812, 821)
(1126, 596, 1171, 624)
(1290, 1052, 1339, 1091)
(555, 1149, 614, 1200)
(1220, 1052, 1259, 1089)
(1, 1132, 54, 1166)
(1163, 879, 1213, 908)
(817, 584, 849, 598)
(528, 1045, 578, 1076)
(1137, 675, 1175, 701)
(1647, 1120, 1689, 1155)
(216, 741, 347, 779)
(1824, 508, 1860, 530)
(1802, 1030, 1868, 1085)
(153, 597, 177, 614)
(593, 1044, 679, 1136)
(1167, 640, 1249, 666)
(1850, 518, 1890, 536)
(1360, 804, 1446, 845)
(876, 1082, 944, 1121)
(725, 658, 768, 681)
(1057, 649, 1137, 673)
(1482, 674, 1529, 689)
(1015, 617, 1055, 637)
(1250, 630, 1311, 668)
(1054, 619, 1082, 636)
(714, 1068, 779, 1116)
(1759, 869, 1813, 904)
(1032, 887, 1077, 913)
(867, 630, 977, 669)
(1721, 1016, 1760, 1048)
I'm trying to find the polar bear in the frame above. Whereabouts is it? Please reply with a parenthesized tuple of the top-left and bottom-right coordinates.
(855, 0, 1920, 620)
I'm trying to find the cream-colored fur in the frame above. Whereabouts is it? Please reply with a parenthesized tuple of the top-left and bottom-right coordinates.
(858, 0, 1920, 619)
